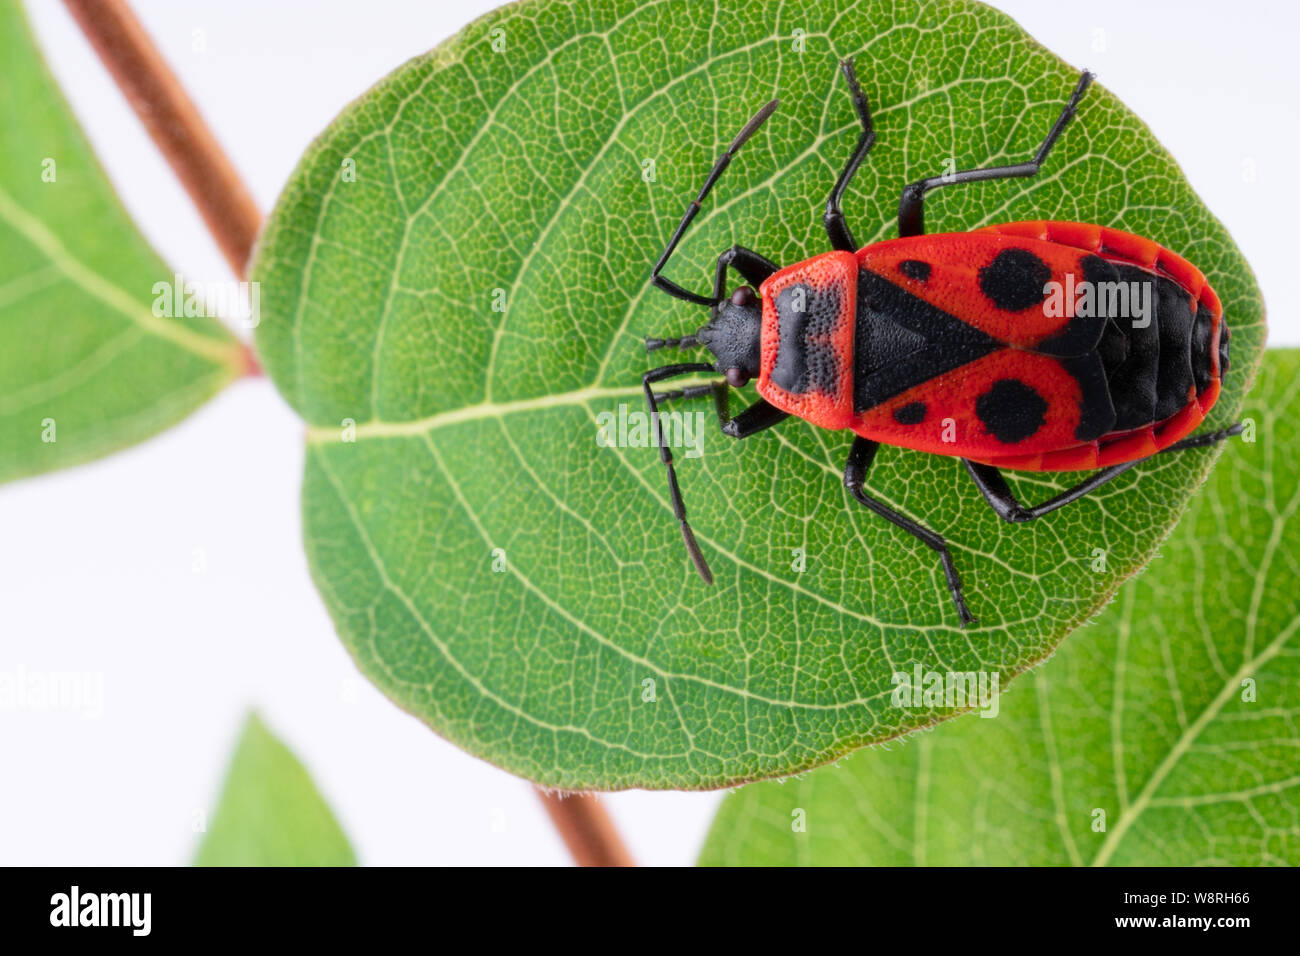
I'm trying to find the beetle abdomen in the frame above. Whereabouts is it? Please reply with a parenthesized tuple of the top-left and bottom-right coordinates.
(973, 221, 1228, 469)
(843, 222, 1227, 470)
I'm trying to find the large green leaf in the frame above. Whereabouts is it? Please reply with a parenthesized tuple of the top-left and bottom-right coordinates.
(194, 713, 356, 866)
(701, 351, 1297, 865)
(0, 0, 246, 484)
(252, 0, 1263, 789)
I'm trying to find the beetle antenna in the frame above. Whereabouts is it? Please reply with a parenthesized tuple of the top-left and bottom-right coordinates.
(642, 362, 718, 584)
(651, 98, 780, 307)
(644, 333, 699, 352)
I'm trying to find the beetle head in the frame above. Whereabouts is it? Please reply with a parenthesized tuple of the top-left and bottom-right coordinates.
(696, 285, 762, 387)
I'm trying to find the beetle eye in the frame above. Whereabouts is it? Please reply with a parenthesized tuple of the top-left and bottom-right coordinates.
(725, 367, 750, 388)
(730, 286, 756, 307)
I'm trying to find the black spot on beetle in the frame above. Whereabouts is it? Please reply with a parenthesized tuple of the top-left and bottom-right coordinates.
(893, 401, 926, 425)
(975, 379, 1048, 444)
(898, 260, 932, 281)
(978, 248, 1052, 311)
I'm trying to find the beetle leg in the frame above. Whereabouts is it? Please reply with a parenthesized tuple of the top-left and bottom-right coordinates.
(963, 422, 1243, 522)
(844, 436, 976, 626)
(824, 59, 877, 252)
(715, 394, 789, 438)
(897, 70, 1093, 237)
(650, 384, 788, 441)
(963, 459, 1137, 523)
(641, 369, 793, 583)
(1164, 422, 1244, 451)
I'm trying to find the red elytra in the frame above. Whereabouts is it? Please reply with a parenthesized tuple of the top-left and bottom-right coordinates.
(643, 62, 1239, 626)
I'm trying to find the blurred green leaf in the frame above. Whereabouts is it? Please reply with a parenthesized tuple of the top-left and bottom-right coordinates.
(194, 713, 356, 867)
(0, 0, 246, 484)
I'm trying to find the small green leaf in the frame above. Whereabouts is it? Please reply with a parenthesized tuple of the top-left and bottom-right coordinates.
(194, 713, 356, 867)
(701, 351, 1298, 866)
(0, 0, 246, 484)
(252, 0, 1263, 789)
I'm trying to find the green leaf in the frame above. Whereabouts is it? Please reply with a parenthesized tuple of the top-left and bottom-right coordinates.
(701, 350, 1298, 866)
(252, 0, 1264, 789)
(0, 0, 246, 484)
(194, 713, 356, 867)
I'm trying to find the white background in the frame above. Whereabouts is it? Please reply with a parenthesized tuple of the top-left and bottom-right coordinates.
(4, 0, 1297, 866)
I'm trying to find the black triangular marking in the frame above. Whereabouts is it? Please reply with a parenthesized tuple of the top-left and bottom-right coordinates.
(863, 311, 927, 374)
(854, 270, 1001, 412)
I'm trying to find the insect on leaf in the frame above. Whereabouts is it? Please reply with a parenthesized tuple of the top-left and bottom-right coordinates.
(252, 0, 1264, 790)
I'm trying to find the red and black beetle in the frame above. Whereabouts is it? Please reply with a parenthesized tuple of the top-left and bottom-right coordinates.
(643, 61, 1238, 625)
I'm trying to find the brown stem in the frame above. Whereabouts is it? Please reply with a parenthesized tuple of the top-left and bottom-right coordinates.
(67, 0, 635, 867)
(536, 790, 635, 867)
(63, 0, 262, 280)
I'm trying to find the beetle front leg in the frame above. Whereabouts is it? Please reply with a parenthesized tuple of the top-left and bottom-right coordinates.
(844, 437, 976, 626)
(716, 392, 789, 438)
(649, 380, 788, 436)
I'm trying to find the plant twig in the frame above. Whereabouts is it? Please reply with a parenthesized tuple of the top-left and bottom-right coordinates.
(536, 790, 635, 867)
(66, 0, 635, 868)
(63, 0, 262, 279)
